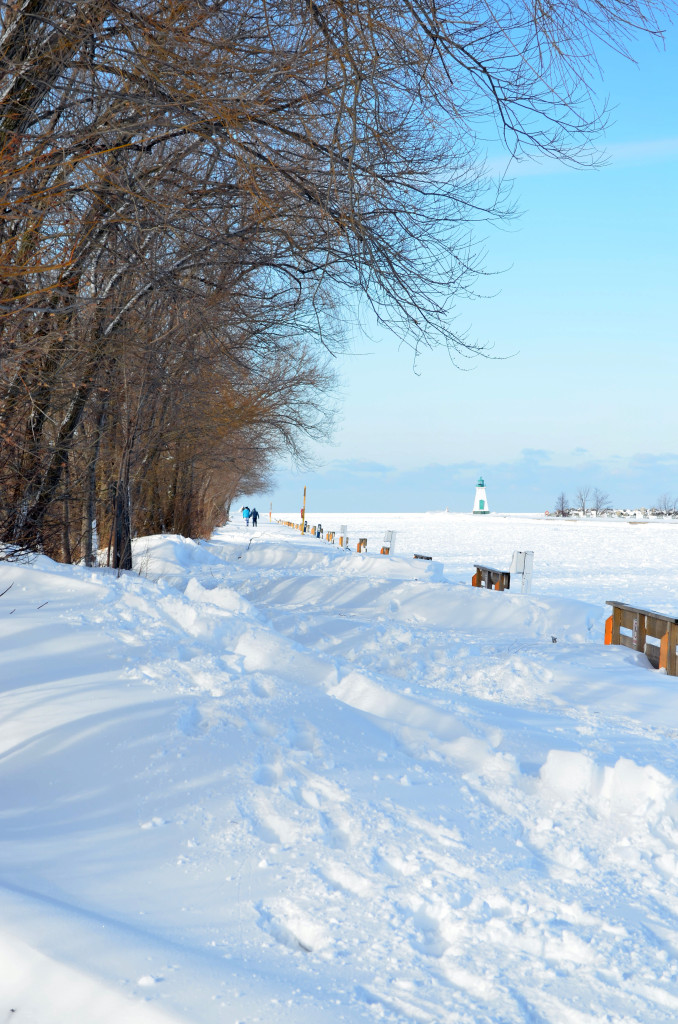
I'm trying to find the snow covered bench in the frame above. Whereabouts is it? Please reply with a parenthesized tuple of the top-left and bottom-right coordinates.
(472, 551, 534, 594)
(472, 564, 511, 591)
(605, 601, 678, 675)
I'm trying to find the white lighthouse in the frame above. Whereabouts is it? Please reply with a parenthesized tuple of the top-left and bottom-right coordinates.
(473, 476, 490, 514)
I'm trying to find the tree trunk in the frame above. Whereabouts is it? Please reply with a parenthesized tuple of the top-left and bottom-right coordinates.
(112, 477, 133, 572)
(84, 400, 108, 567)
(61, 452, 72, 564)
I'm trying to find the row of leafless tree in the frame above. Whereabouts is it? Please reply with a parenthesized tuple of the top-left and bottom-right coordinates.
(554, 488, 612, 516)
(554, 489, 678, 516)
(1, 0, 674, 565)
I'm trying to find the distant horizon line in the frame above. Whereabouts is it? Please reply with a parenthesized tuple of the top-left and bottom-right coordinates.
(261, 508, 675, 517)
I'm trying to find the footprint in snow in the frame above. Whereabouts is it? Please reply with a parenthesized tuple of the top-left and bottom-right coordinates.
(253, 764, 282, 787)
(256, 899, 329, 954)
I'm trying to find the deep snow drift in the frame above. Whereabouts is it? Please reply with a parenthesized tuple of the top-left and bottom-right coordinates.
(2, 512, 678, 1023)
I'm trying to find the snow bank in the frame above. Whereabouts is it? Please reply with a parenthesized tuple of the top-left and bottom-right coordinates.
(3, 514, 678, 1023)
(0, 930, 181, 1024)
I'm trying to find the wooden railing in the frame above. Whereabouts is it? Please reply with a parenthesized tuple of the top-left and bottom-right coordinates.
(605, 601, 678, 675)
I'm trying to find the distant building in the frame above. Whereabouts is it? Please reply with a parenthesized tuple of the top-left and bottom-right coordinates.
(473, 476, 490, 514)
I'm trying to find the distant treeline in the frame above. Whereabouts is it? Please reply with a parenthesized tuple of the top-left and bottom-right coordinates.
(553, 489, 678, 517)
(1, 1, 673, 566)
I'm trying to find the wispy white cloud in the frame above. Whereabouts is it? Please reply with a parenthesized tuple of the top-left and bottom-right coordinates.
(330, 459, 393, 475)
(520, 448, 553, 463)
(269, 451, 678, 512)
(604, 137, 678, 164)
(485, 137, 678, 179)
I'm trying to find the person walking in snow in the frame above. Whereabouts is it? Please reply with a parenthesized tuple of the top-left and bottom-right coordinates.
(250, 507, 259, 527)
(242, 506, 251, 526)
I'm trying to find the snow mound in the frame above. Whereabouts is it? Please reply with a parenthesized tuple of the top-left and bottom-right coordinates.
(4, 516, 678, 1023)
(539, 749, 675, 819)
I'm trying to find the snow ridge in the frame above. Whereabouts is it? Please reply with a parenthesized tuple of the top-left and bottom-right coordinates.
(2, 516, 678, 1022)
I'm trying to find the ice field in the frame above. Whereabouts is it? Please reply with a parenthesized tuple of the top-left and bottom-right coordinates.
(2, 512, 678, 1023)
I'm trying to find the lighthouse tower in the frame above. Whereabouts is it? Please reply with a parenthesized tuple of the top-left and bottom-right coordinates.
(473, 476, 490, 514)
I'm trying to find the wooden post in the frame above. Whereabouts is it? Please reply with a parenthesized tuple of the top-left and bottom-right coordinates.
(667, 623, 678, 676)
(269, 501, 272, 522)
(380, 530, 395, 555)
(612, 605, 622, 645)
(659, 632, 670, 671)
(633, 612, 646, 653)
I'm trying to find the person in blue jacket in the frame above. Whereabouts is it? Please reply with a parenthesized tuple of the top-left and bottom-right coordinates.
(251, 507, 259, 527)
(242, 506, 251, 526)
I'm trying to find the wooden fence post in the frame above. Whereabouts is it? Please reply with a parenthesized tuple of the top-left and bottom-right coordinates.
(666, 623, 678, 675)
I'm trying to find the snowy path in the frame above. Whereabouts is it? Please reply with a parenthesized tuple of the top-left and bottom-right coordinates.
(2, 516, 678, 1022)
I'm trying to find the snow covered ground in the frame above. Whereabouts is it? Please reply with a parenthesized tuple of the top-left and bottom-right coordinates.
(2, 512, 678, 1023)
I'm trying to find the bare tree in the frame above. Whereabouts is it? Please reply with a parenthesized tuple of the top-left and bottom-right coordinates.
(592, 488, 612, 514)
(554, 493, 570, 517)
(575, 486, 592, 515)
(656, 494, 676, 516)
(2, 0, 676, 560)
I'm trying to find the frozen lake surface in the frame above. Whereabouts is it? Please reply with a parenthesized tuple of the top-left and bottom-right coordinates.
(281, 510, 678, 611)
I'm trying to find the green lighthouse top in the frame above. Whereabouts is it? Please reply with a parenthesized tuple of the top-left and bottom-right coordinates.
(477, 476, 485, 487)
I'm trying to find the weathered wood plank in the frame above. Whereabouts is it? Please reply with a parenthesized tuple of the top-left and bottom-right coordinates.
(606, 601, 678, 626)
(607, 604, 678, 675)
(620, 608, 636, 631)
(473, 565, 511, 591)
(668, 623, 678, 676)
(645, 615, 671, 639)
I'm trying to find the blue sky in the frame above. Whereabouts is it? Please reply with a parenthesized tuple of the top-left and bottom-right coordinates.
(254, 22, 678, 514)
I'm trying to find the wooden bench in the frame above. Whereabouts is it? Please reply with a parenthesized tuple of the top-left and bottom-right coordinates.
(471, 551, 534, 594)
(472, 565, 511, 591)
(605, 601, 678, 675)
(356, 537, 367, 553)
